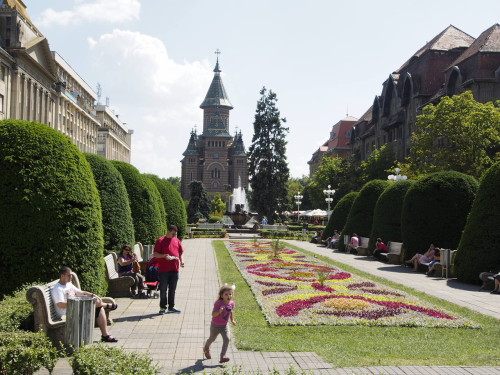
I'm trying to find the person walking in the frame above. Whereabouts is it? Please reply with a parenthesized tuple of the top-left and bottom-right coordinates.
(203, 284, 237, 363)
(153, 225, 185, 314)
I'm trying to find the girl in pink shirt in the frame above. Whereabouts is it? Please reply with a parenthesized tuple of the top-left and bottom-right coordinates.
(203, 284, 237, 363)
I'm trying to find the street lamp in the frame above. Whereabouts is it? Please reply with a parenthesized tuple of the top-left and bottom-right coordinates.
(387, 167, 408, 182)
(294, 191, 303, 217)
(323, 185, 335, 219)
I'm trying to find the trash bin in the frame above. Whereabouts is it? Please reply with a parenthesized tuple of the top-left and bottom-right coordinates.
(65, 296, 95, 348)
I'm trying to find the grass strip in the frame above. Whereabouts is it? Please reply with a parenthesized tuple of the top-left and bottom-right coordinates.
(213, 240, 500, 368)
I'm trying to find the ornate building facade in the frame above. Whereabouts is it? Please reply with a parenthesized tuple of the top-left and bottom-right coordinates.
(0, 0, 132, 162)
(180, 58, 249, 201)
(351, 24, 500, 161)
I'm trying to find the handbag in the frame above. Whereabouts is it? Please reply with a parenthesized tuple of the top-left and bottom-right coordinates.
(132, 259, 141, 274)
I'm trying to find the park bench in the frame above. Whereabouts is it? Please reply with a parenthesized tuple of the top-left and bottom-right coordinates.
(197, 223, 224, 229)
(379, 241, 404, 264)
(104, 252, 135, 297)
(355, 237, 370, 256)
(262, 224, 288, 231)
(420, 249, 457, 278)
(26, 272, 116, 347)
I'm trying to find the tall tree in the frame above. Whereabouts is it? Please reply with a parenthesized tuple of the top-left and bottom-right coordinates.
(186, 180, 210, 223)
(401, 91, 500, 179)
(248, 87, 290, 222)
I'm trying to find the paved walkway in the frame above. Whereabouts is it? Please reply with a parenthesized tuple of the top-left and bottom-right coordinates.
(38, 238, 500, 375)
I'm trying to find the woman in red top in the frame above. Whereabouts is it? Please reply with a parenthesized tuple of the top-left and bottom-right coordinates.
(373, 238, 389, 260)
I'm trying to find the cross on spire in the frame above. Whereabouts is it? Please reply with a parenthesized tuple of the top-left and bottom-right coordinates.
(215, 49, 221, 58)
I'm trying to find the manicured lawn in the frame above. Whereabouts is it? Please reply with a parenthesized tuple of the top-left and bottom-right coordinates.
(213, 240, 500, 368)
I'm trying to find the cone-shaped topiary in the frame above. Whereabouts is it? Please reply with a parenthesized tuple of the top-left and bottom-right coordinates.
(339, 180, 390, 252)
(455, 162, 500, 283)
(112, 161, 167, 245)
(187, 181, 211, 224)
(322, 192, 358, 241)
(0, 120, 106, 296)
(369, 180, 414, 254)
(85, 154, 135, 251)
(401, 171, 478, 260)
(145, 174, 188, 240)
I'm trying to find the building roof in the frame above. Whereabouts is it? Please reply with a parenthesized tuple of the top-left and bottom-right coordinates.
(231, 131, 246, 156)
(200, 58, 233, 109)
(397, 25, 474, 72)
(183, 130, 200, 156)
(447, 23, 500, 68)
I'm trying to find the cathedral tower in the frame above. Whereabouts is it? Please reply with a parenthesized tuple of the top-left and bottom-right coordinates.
(181, 53, 248, 203)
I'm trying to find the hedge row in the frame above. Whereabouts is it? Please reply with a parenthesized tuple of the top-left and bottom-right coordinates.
(0, 120, 106, 296)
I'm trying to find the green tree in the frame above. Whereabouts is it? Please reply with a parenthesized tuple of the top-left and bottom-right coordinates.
(401, 171, 478, 259)
(308, 156, 361, 209)
(248, 87, 290, 222)
(401, 91, 500, 179)
(210, 193, 227, 216)
(112, 162, 167, 244)
(369, 180, 413, 253)
(359, 145, 397, 183)
(339, 180, 390, 252)
(0, 120, 106, 296)
(145, 174, 188, 240)
(166, 177, 181, 193)
(187, 180, 210, 223)
(455, 161, 500, 283)
(287, 176, 310, 211)
(85, 154, 135, 251)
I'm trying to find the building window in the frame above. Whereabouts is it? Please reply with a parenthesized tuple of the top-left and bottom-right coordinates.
(211, 168, 220, 179)
(0, 65, 5, 81)
(0, 94, 3, 113)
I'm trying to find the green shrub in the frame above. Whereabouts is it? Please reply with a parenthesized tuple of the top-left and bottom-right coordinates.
(0, 330, 59, 375)
(145, 175, 187, 239)
(186, 180, 211, 223)
(69, 343, 159, 375)
(0, 284, 35, 332)
(322, 192, 358, 241)
(209, 216, 223, 223)
(455, 162, 500, 283)
(401, 171, 478, 259)
(369, 180, 414, 253)
(191, 228, 227, 238)
(85, 154, 135, 251)
(0, 120, 106, 296)
(339, 181, 389, 252)
(112, 162, 167, 245)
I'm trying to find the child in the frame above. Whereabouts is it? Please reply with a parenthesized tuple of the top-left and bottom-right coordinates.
(203, 284, 237, 363)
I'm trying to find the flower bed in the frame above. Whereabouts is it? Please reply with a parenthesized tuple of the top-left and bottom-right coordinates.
(226, 241, 479, 328)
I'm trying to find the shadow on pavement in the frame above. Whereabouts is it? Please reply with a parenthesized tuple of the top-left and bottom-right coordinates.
(113, 313, 159, 322)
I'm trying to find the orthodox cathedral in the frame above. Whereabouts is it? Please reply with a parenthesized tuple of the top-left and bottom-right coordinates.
(180, 56, 249, 202)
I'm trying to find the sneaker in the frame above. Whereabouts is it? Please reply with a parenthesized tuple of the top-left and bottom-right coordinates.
(167, 308, 181, 313)
(490, 290, 500, 294)
(159, 308, 167, 315)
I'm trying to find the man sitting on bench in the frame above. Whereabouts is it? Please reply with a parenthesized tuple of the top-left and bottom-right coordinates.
(51, 266, 119, 343)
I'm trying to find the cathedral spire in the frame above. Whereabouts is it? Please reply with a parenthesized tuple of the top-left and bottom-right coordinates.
(200, 50, 233, 109)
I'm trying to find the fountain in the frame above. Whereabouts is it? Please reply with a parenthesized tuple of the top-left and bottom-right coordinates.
(223, 176, 254, 228)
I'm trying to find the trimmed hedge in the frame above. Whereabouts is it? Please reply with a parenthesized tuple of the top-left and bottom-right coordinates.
(145, 174, 188, 240)
(401, 171, 478, 259)
(369, 180, 414, 253)
(85, 154, 135, 251)
(339, 181, 389, 252)
(0, 120, 106, 296)
(0, 330, 59, 374)
(112, 162, 167, 245)
(455, 162, 500, 283)
(0, 284, 35, 332)
(322, 192, 359, 241)
(70, 344, 159, 375)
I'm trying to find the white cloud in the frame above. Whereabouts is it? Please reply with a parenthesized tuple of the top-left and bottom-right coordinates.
(37, 0, 141, 28)
(87, 29, 213, 178)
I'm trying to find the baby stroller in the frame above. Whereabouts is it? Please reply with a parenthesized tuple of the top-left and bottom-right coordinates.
(144, 257, 160, 298)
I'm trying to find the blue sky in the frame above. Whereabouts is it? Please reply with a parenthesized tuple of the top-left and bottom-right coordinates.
(24, 0, 500, 178)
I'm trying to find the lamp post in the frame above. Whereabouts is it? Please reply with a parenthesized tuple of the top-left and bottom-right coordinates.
(387, 167, 408, 182)
(294, 192, 303, 222)
(323, 185, 335, 219)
